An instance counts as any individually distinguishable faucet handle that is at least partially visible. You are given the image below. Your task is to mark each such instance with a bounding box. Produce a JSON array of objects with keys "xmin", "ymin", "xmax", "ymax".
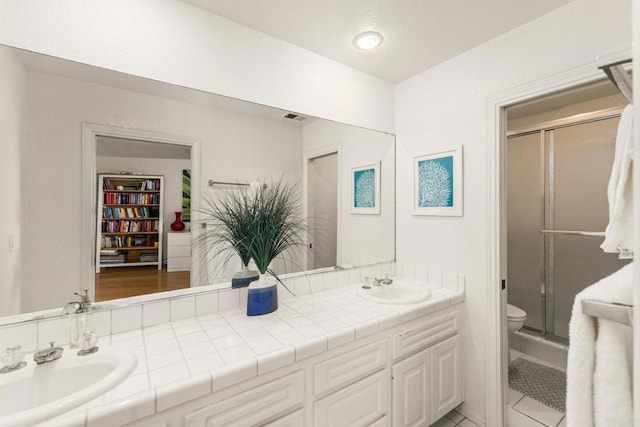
[{"xmin": 74, "ymin": 289, "xmax": 90, "ymax": 303}]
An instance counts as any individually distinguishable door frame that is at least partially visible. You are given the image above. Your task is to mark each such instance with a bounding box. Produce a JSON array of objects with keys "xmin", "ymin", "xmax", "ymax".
[
  {"xmin": 485, "ymin": 63, "xmax": 606, "ymax": 426},
  {"xmin": 81, "ymin": 123, "xmax": 201, "ymax": 300},
  {"xmin": 302, "ymin": 144, "xmax": 342, "ymax": 271}
]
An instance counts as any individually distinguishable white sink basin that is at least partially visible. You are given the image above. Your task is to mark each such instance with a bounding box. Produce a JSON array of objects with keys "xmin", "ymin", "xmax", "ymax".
[
  {"xmin": 358, "ymin": 282, "xmax": 431, "ymax": 305},
  {"xmin": 0, "ymin": 346, "xmax": 136, "ymax": 425}
]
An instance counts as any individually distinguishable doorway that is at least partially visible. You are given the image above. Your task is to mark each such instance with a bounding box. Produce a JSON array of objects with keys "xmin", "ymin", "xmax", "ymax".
[
  {"xmin": 81, "ymin": 124, "xmax": 200, "ymax": 302},
  {"xmin": 306, "ymin": 151, "xmax": 339, "ymax": 270},
  {"xmin": 495, "ymin": 75, "xmax": 629, "ymax": 424}
]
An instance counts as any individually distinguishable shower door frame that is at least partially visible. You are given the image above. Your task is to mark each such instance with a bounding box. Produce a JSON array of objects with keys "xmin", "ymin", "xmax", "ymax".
[
  {"xmin": 484, "ymin": 62, "xmax": 615, "ymax": 427},
  {"xmin": 507, "ymin": 107, "xmax": 623, "ymax": 344}
]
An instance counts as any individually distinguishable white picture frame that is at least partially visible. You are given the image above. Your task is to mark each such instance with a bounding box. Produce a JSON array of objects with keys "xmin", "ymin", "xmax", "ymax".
[
  {"xmin": 351, "ymin": 161, "xmax": 381, "ymax": 215},
  {"xmin": 413, "ymin": 146, "xmax": 463, "ymax": 216}
]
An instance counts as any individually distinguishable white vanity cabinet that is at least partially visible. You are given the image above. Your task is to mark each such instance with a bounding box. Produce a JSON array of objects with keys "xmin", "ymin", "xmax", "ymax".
[
  {"xmin": 391, "ymin": 306, "xmax": 464, "ymax": 426},
  {"xmin": 127, "ymin": 304, "xmax": 463, "ymax": 427}
]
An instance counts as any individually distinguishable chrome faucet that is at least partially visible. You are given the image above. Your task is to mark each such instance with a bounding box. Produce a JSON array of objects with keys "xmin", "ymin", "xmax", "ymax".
[
  {"xmin": 33, "ymin": 341, "xmax": 63, "ymax": 365},
  {"xmin": 63, "ymin": 289, "xmax": 93, "ymax": 314}
]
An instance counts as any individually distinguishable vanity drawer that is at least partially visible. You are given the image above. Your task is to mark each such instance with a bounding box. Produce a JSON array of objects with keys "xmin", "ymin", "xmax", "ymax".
[
  {"xmin": 393, "ymin": 305, "xmax": 462, "ymax": 360},
  {"xmin": 263, "ymin": 409, "xmax": 304, "ymax": 426},
  {"xmin": 184, "ymin": 371, "xmax": 304, "ymax": 426},
  {"xmin": 314, "ymin": 370, "xmax": 387, "ymax": 427},
  {"xmin": 314, "ymin": 339, "xmax": 387, "ymax": 397}
]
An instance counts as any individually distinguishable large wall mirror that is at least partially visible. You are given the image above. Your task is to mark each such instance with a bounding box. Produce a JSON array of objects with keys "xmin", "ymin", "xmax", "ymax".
[{"xmin": 0, "ymin": 45, "xmax": 395, "ymax": 323}]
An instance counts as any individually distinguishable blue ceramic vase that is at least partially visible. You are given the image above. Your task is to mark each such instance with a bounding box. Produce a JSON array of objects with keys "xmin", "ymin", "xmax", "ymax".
[
  {"xmin": 246, "ymin": 274, "xmax": 278, "ymax": 316},
  {"xmin": 231, "ymin": 265, "xmax": 259, "ymax": 288}
]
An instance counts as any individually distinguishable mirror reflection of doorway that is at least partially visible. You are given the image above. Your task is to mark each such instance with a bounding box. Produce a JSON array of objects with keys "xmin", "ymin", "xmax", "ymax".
[
  {"xmin": 94, "ymin": 135, "xmax": 192, "ymax": 301},
  {"xmin": 307, "ymin": 152, "xmax": 338, "ymax": 270}
]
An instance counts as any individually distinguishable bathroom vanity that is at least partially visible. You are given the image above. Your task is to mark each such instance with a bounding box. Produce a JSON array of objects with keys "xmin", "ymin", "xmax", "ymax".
[
  {"xmin": 0, "ymin": 272, "xmax": 464, "ymax": 427},
  {"xmin": 130, "ymin": 303, "xmax": 463, "ymax": 427}
]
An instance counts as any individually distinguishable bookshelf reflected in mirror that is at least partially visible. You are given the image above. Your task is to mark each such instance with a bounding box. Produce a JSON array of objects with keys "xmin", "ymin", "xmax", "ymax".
[{"xmin": 96, "ymin": 174, "xmax": 164, "ymax": 272}]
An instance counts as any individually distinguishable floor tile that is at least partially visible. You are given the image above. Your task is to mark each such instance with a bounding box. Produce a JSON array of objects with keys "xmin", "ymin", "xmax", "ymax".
[
  {"xmin": 508, "ymin": 387, "xmax": 524, "ymax": 406},
  {"xmin": 431, "ymin": 416, "xmax": 456, "ymax": 427},
  {"xmin": 513, "ymin": 396, "xmax": 564, "ymax": 427},
  {"xmin": 507, "ymin": 407, "xmax": 546, "ymax": 427},
  {"xmin": 444, "ymin": 409, "xmax": 464, "ymax": 423},
  {"xmin": 458, "ymin": 418, "xmax": 479, "ymax": 427},
  {"xmin": 555, "ymin": 416, "xmax": 566, "ymax": 427}
]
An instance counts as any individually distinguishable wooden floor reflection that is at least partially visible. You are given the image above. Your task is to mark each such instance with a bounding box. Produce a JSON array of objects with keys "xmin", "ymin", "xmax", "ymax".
[{"xmin": 95, "ymin": 266, "xmax": 190, "ymax": 301}]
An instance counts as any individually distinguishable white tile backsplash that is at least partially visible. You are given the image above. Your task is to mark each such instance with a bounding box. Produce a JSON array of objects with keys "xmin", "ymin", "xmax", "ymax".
[
  {"xmin": 38, "ymin": 316, "xmax": 72, "ymax": 348},
  {"xmin": 218, "ymin": 289, "xmax": 240, "ymax": 311},
  {"xmin": 171, "ymin": 296, "xmax": 195, "ymax": 321},
  {"xmin": 0, "ymin": 321, "xmax": 37, "ymax": 352},
  {"xmin": 112, "ymin": 306, "xmax": 142, "ymax": 334},
  {"xmin": 195, "ymin": 292, "xmax": 219, "ymax": 316},
  {"xmin": 428, "ymin": 268, "xmax": 443, "ymax": 286},
  {"xmin": 142, "ymin": 300, "xmax": 170, "ymax": 328},
  {"xmin": 415, "ymin": 265, "xmax": 428, "ymax": 282}
]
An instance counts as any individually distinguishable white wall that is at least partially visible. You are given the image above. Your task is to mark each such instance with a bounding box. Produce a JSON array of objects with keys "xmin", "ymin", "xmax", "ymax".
[
  {"xmin": 22, "ymin": 70, "xmax": 302, "ymax": 312},
  {"xmin": 0, "ymin": 0, "xmax": 394, "ymax": 134},
  {"xmin": 97, "ymin": 156, "xmax": 192, "ymax": 262},
  {"xmin": 303, "ymin": 120, "xmax": 395, "ymax": 266},
  {"xmin": 395, "ymin": 0, "xmax": 631, "ymax": 422},
  {"xmin": 0, "ymin": 45, "xmax": 25, "ymax": 316}
]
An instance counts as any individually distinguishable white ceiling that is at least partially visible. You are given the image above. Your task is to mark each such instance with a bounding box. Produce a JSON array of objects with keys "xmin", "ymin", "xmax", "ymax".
[{"xmin": 182, "ymin": 0, "xmax": 574, "ymax": 83}]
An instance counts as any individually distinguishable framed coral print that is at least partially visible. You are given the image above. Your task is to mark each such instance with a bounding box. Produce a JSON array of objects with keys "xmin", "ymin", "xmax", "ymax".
[
  {"xmin": 351, "ymin": 161, "xmax": 380, "ymax": 214},
  {"xmin": 413, "ymin": 146, "xmax": 463, "ymax": 216}
]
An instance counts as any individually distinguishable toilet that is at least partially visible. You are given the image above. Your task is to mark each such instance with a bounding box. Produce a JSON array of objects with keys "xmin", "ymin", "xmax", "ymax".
[
  {"xmin": 507, "ymin": 304, "xmax": 527, "ymax": 366},
  {"xmin": 507, "ymin": 303, "xmax": 527, "ymax": 333}
]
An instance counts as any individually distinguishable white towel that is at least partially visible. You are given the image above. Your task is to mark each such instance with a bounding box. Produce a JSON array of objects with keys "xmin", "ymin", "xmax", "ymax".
[
  {"xmin": 601, "ymin": 104, "xmax": 634, "ymax": 255},
  {"xmin": 566, "ymin": 263, "xmax": 633, "ymax": 427}
]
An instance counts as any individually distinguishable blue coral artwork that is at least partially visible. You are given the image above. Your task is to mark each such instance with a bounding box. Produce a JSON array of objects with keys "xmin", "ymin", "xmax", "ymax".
[
  {"xmin": 351, "ymin": 162, "xmax": 381, "ymax": 214},
  {"xmin": 417, "ymin": 155, "xmax": 453, "ymax": 208},
  {"xmin": 354, "ymin": 168, "xmax": 376, "ymax": 207},
  {"xmin": 414, "ymin": 146, "xmax": 463, "ymax": 216}
]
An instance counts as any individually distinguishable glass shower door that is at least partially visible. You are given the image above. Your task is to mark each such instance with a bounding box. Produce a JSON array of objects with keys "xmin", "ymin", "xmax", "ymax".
[
  {"xmin": 545, "ymin": 117, "xmax": 630, "ymax": 340},
  {"xmin": 507, "ymin": 132, "xmax": 544, "ymax": 332}
]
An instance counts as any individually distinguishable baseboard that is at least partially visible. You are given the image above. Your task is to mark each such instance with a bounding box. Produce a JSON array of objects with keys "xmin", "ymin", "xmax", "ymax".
[{"xmin": 456, "ymin": 402, "xmax": 486, "ymax": 426}]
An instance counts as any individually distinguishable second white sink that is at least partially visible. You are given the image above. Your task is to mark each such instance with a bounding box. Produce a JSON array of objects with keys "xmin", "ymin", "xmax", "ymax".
[
  {"xmin": 0, "ymin": 346, "xmax": 136, "ymax": 425},
  {"xmin": 358, "ymin": 282, "xmax": 431, "ymax": 305}
]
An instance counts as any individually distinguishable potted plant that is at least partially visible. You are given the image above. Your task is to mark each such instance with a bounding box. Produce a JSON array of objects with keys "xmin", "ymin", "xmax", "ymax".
[
  {"xmin": 199, "ymin": 185, "xmax": 260, "ymax": 288},
  {"xmin": 199, "ymin": 179, "xmax": 307, "ymax": 315}
]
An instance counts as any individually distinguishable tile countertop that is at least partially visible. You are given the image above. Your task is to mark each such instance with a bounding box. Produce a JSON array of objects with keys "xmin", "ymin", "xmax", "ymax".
[{"xmin": 46, "ymin": 284, "xmax": 464, "ymax": 426}]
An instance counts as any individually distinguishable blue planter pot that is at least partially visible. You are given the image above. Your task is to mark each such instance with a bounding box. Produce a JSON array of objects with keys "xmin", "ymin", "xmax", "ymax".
[
  {"xmin": 246, "ymin": 275, "xmax": 278, "ymax": 316},
  {"xmin": 231, "ymin": 265, "xmax": 259, "ymax": 289}
]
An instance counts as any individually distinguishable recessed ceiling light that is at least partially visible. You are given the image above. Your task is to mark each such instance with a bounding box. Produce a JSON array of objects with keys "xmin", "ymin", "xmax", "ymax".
[{"xmin": 353, "ymin": 31, "xmax": 384, "ymax": 50}]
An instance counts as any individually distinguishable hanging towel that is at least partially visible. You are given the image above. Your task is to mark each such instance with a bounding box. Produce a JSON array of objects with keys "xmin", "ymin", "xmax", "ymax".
[
  {"xmin": 601, "ymin": 104, "xmax": 634, "ymax": 255},
  {"xmin": 566, "ymin": 263, "xmax": 633, "ymax": 427}
]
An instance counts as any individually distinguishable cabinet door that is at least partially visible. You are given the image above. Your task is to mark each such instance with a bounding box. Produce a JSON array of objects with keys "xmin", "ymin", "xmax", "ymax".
[
  {"xmin": 430, "ymin": 334, "xmax": 463, "ymax": 423},
  {"xmin": 392, "ymin": 348, "xmax": 430, "ymax": 427},
  {"xmin": 314, "ymin": 370, "xmax": 387, "ymax": 427}
]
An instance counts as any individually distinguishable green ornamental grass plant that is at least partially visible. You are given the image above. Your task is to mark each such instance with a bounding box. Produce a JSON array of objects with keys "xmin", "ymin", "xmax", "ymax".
[{"xmin": 198, "ymin": 179, "xmax": 307, "ymax": 288}]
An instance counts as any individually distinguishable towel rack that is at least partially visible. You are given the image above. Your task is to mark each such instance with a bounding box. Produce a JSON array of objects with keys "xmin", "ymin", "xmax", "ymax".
[
  {"xmin": 208, "ymin": 180, "xmax": 267, "ymax": 189},
  {"xmin": 540, "ymin": 229, "xmax": 605, "ymax": 237},
  {"xmin": 597, "ymin": 53, "xmax": 632, "ymax": 104},
  {"xmin": 581, "ymin": 299, "xmax": 633, "ymax": 326}
]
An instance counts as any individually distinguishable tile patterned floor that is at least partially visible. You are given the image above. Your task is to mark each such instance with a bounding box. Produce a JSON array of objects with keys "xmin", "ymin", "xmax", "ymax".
[
  {"xmin": 508, "ymin": 350, "xmax": 566, "ymax": 427},
  {"xmin": 434, "ymin": 350, "xmax": 566, "ymax": 427}
]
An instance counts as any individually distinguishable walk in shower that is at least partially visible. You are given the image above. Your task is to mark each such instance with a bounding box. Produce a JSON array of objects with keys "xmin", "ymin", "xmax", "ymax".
[{"xmin": 506, "ymin": 104, "xmax": 631, "ymax": 343}]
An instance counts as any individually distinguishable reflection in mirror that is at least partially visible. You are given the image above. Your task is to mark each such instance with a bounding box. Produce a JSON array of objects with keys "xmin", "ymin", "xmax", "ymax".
[{"xmin": 0, "ymin": 44, "xmax": 395, "ymax": 323}]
